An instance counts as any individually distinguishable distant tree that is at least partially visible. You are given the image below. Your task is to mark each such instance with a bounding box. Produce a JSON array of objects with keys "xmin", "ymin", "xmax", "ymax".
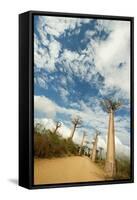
[
  {"xmin": 53, "ymin": 121, "xmax": 61, "ymax": 134},
  {"xmin": 69, "ymin": 116, "xmax": 83, "ymax": 139},
  {"xmin": 98, "ymin": 147, "xmax": 104, "ymax": 160},
  {"xmin": 85, "ymin": 141, "xmax": 90, "ymax": 145},
  {"xmin": 91, "ymin": 130, "xmax": 100, "ymax": 162},
  {"xmin": 79, "ymin": 131, "xmax": 87, "ymax": 155},
  {"xmin": 84, "ymin": 141, "xmax": 90, "ymax": 154}
]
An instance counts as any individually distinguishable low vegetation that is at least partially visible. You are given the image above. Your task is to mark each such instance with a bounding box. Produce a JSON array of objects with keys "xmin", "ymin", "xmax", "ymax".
[
  {"xmin": 114, "ymin": 158, "xmax": 130, "ymax": 179},
  {"xmin": 34, "ymin": 128, "xmax": 79, "ymax": 158},
  {"xmin": 96, "ymin": 158, "xmax": 130, "ymax": 179}
]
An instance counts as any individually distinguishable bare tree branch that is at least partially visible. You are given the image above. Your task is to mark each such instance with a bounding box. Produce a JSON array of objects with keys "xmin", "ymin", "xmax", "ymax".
[{"xmin": 72, "ymin": 116, "xmax": 83, "ymax": 126}]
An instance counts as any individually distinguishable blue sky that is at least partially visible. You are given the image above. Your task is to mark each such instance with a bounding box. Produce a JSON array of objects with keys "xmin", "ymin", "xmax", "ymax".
[{"xmin": 34, "ymin": 15, "xmax": 131, "ymax": 157}]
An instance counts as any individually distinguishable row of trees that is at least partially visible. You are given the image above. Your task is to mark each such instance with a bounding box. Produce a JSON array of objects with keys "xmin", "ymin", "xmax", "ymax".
[
  {"xmin": 34, "ymin": 99, "xmax": 122, "ymax": 178},
  {"xmin": 72, "ymin": 99, "xmax": 122, "ymax": 178}
]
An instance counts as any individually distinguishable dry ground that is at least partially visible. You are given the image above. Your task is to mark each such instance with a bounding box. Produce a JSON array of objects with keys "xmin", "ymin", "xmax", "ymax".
[{"xmin": 34, "ymin": 156, "xmax": 106, "ymax": 185}]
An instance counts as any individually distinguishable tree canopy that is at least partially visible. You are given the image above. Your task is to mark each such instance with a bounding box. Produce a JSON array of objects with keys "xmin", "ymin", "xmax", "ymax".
[{"xmin": 100, "ymin": 99, "xmax": 122, "ymax": 113}]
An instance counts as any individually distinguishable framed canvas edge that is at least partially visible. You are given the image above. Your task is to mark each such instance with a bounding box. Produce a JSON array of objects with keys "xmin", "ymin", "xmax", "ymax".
[{"xmin": 19, "ymin": 11, "xmax": 134, "ymax": 189}]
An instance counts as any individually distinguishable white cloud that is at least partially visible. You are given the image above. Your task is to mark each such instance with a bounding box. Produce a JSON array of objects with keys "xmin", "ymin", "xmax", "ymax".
[
  {"xmin": 34, "ymin": 15, "xmax": 93, "ymax": 72},
  {"xmin": 60, "ymin": 76, "xmax": 67, "ymax": 86},
  {"xmin": 39, "ymin": 16, "xmax": 92, "ymax": 37},
  {"xmin": 85, "ymin": 29, "xmax": 96, "ymax": 39},
  {"xmin": 49, "ymin": 38, "xmax": 61, "ymax": 59},
  {"xmin": 93, "ymin": 20, "xmax": 130, "ymax": 98},
  {"xmin": 34, "ymin": 95, "xmax": 81, "ymax": 120},
  {"xmin": 34, "ymin": 34, "xmax": 61, "ymax": 71},
  {"xmin": 97, "ymin": 135, "xmax": 130, "ymax": 159},
  {"xmin": 70, "ymin": 102, "xmax": 80, "ymax": 109},
  {"xmin": 37, "ymin": 77, "xmax": 48, "ymax": 89},
  {"xmin": 67, "ymin": 20, "xmax": 130, "ymax": 100},
  {"xmin": 62, "ymin": 49, "xmax": 80, "ymax": 61},
  {"xmin": 115, "ymin": 116, "xmax": 130, "ymax": 146},
  {"xmin": 59, "ymin": 48, "xmax": 95, "ymax": 83},
  {"xmin": 57, "ymin": 20, "xmax": 130, "ymax": 103},
  {"xmin": 58, "ymin": 87, "xmax": 69, "ymax": 102},
  {"xmin": 35, "ymin": 17, "xmax": 130, "ymax": 101},
  {"xmin": 115, "ymin": 136, "xmax": 130, "ymax": 158},
  {"xmin": 36, "ymin": 17, "xmax": 50, "ymax": 46},
  {"xmin": 34, "ymin": 16, "xmax": 94, "ymax": 75},
  {"xmin": 34, "ymin": 96, "xmax": 57, "ymax": 118},
  {"xmin": 34, "ymin": 95, "xmax": 106, "ymax": 126}
]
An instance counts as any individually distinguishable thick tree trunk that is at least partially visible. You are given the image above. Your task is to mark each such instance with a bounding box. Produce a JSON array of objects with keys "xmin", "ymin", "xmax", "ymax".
[
  {"xmin": 99, "ymin": 149, "xmax": 103, "ymax": 160},
  {"xmin": 90, "ymin": 147, "xmax": 93, "ymax": 159},
  {"xmin": 105, "ymin": 110, "xmax": 116, "ymax": 177},
  {"xmin": 79, "ymin": 133, "xmax": 86, "ymax": 155},
  {"xmin": 92, "ymin": 136, "xmax": 98, "ymax": 162}
]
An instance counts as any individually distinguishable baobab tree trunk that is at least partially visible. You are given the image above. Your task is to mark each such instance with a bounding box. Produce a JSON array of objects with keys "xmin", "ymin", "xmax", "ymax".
[
  {"xmin": 92, "ymin": 136, "xmax": 98, "ymax": 162},
  {"xmin": 90, "ymin": 144, "xmax": 93, "ymax": 159},
  {"xmin": 99, "ymin": 148, "xmax": 103, "ymax": 160},
  {"xmin": 105, "ymin": 109, "xmax": 116, "ymax": 177},
  {"xmin": 79, "ymin": 132, "xmax": 86, "ymax": 155},
  {"xmin": 96, "ymin": 150, "xmax": 99, "ymax": 160},
  {"xmin": 88, "ymin": 148, "xmax": 91, "ymax": 157},
  {"xmin": 70, "ymin": 125, "xmax": 76, "ymax": 139}
]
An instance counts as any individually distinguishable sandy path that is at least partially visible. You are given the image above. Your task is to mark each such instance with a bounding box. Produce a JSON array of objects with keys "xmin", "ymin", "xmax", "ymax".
[{"xmin": 34, "ymin": 156, "xmax": 106, "ymax": 185}]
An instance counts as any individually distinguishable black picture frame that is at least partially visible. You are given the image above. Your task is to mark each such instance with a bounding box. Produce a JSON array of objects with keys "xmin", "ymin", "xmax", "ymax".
[{"xmin": 19, "ymin": 10, "xmax": 134, "ymax": 189}]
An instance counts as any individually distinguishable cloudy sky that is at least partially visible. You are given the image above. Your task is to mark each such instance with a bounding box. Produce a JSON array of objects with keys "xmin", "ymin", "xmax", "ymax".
[{"xmin": 34, "ymin": 15, "xmax": 131, "ymax": 158}]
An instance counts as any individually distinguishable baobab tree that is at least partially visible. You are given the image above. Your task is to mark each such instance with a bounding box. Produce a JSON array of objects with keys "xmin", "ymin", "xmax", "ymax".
[
  {"xmin": 79, "ymin": 131, "xmax": 87, "ymax": 155},
  {"xmin": 69, "ymin": 116, "xmax": 82, "ymax": 140},
  {"xmin": 83, "ymin": 146, "xmax": 89, "ymax": 155},
  {"xmin": 53, "ymin": 121, "xmax": 61, "ymax": 134},
  {"xmin": 101, "ymin": 99, "xmax": 122, "ymax": 177},
  {"xmin": 96, "ymin": 149, "xmax": 99, "ymax": 159},
  {"xmin": 99, "ymin": 147, "xmax": 104, "ymax": 160},
  {"xmin": 90, "ymin": 141, "xmax": 94, "ymax": 159},
  {"xmin": 85, "ymin": 141, "xmax": 90, "ymax": 146},
  {"xmin": 87, "ymin": 147, "xmax": 91, "ymax": 156},
  {"xmin": 84, "ymin": 141, "xmax": 90, "ymax": 156},
  {"xmin": 90, "ymin": 131, "xmax": 100, "ymax": 162}
]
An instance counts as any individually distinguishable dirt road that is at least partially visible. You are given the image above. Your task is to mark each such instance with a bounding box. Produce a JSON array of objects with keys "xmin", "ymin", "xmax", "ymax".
[{"xmin": 34, "ymin": 156, "xmax": 106, "ymax": 185}]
